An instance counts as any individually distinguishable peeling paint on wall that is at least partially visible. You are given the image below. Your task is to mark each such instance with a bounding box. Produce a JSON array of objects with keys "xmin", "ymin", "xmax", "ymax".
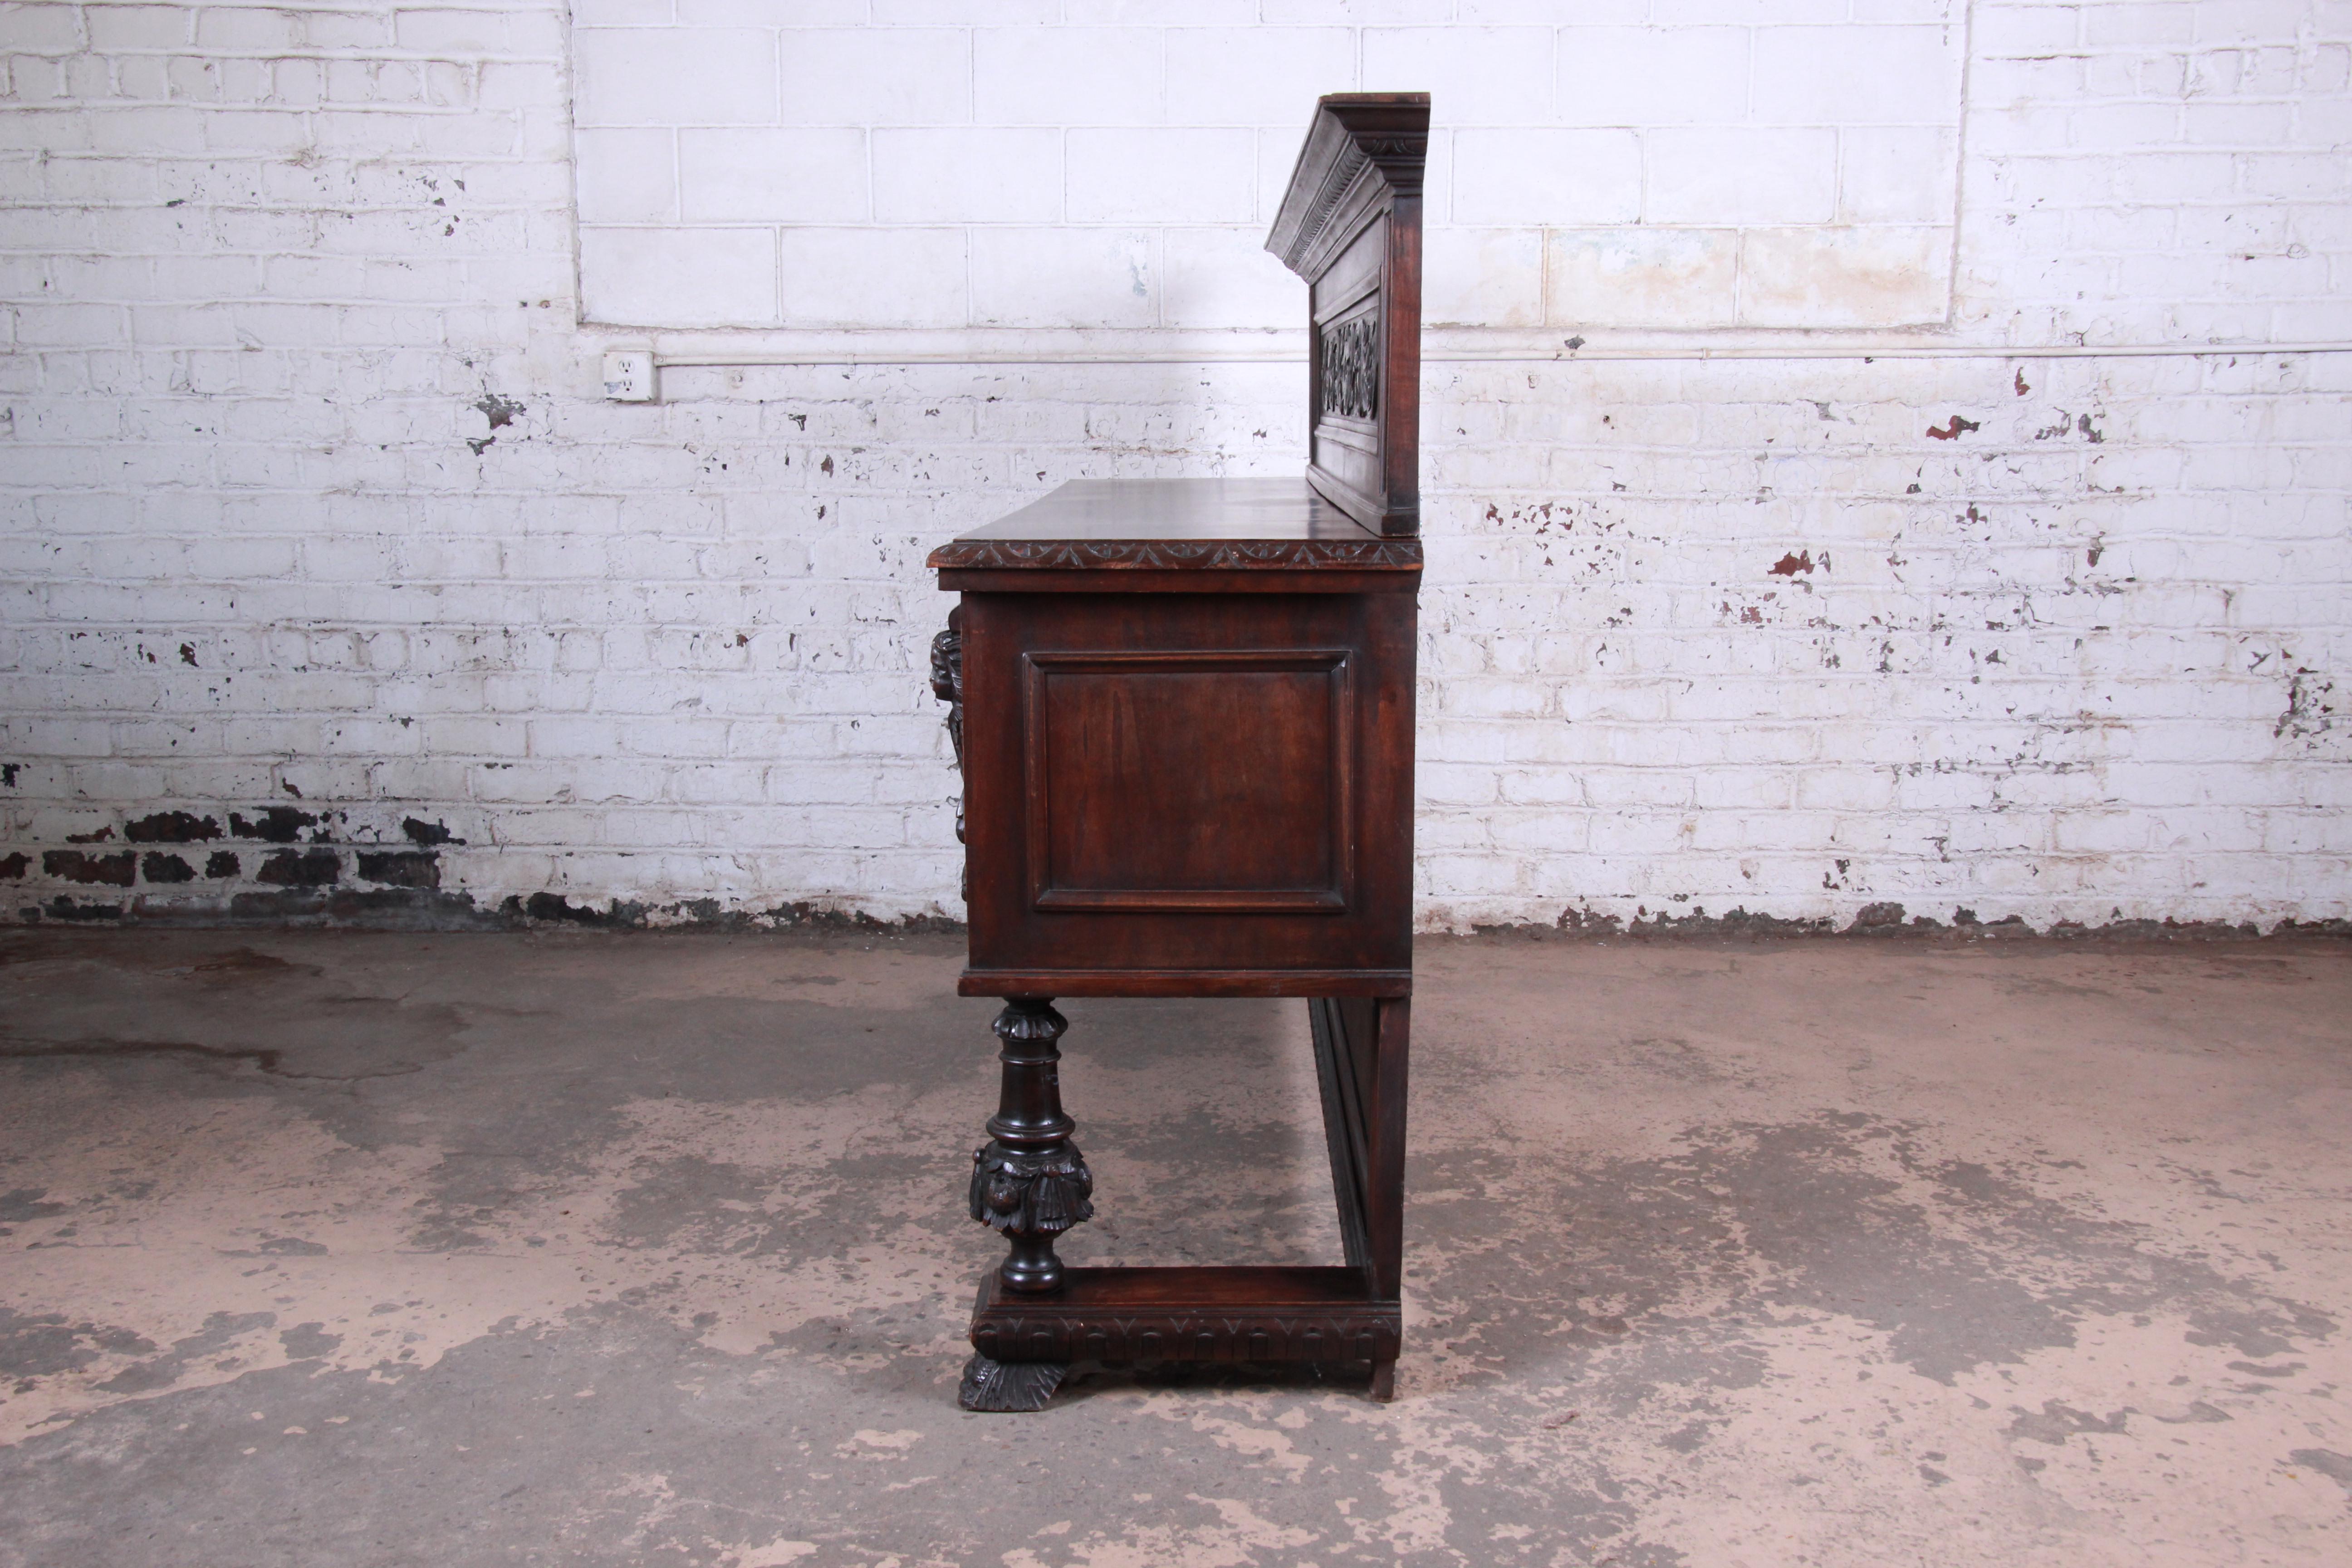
[{"xmin": 0, "ymin": 0, "xmax": 2347, "ymax": 934}]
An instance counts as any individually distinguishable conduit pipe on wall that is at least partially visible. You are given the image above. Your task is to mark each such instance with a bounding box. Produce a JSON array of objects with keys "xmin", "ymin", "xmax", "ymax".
[{"xmin": 643, "ymin": 339, "xmax": 2352, "ymax": 369}]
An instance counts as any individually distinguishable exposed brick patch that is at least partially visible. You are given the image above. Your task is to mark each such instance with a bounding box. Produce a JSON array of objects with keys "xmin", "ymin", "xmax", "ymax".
[
  {"xmin": 126, "ymin": 813, "xmax": 221, "ymax": 843},
  {"xmin": 357, "ymin": 851, "xmax": 440, "ymax": 889},
  {"xmin": 42, "ymin": 851, "xmax": 137, "ymax": 888},
  {"xmin": 255, "ymin": 850, "xmax": 341, "ymax": 888}
]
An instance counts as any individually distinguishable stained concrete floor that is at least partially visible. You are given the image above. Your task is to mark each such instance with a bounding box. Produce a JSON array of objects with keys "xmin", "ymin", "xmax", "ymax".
[{"xmin": 0, "ymin": 929, "xmax": 2347, "ymax": 1568}]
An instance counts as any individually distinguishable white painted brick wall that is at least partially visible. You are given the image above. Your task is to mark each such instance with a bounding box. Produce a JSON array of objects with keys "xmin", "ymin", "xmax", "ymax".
[
  {"xmin": 569, "ymin": 7, "xmax": 1966, "ymax": 332},
  {"xmin": 0, "ymin": 0, "xmax": 2347, "ymax": 933}
]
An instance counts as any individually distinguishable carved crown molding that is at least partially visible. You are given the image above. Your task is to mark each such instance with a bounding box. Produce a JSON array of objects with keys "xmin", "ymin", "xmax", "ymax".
[
  {"xmin": 926, "ymin": 537, "xmax": 1425, "ymax": 572},
  {"xmin": 1264, "ymin": 94, "xmax": 1431, "ymax": 274}
]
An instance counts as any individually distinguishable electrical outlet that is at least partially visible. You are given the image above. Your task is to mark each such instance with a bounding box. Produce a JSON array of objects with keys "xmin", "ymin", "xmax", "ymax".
[{"xmin": 603, "ymin": 350, "xmax": 655, "ymax": 402}]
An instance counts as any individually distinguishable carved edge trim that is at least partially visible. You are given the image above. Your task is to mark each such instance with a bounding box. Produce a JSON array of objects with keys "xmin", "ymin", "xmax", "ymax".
[{"xmin": 926, "ymin": 538, "xmax": 1423, "ymax": 571}]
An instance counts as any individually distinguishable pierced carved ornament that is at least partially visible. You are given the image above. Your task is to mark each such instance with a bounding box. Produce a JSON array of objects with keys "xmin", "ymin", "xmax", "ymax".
[{"xmin": 1319, "ymin": 314, "xmax": 1379, "ymax": 422}]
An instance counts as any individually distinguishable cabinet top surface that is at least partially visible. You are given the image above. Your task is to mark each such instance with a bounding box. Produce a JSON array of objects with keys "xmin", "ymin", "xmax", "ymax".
[{"xmin": 928, "ymin": 479, "xmax": 1421, "ymax": 573}]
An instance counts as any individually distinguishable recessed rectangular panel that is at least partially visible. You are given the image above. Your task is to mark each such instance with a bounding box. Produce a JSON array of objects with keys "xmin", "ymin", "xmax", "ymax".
[
  {"xmin": 1309, "ymin": 220, "xmax": 1387, "ymax": 510},
  {"xmin": 1023, "ymin": 650, "xmax": 1352, "ymax": 913}
]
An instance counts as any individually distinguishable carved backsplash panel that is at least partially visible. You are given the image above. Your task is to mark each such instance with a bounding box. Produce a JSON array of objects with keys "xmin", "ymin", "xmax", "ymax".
[{"xmin": 1318, "ymin": 314, "xmax": 1379, "ymax": 422}]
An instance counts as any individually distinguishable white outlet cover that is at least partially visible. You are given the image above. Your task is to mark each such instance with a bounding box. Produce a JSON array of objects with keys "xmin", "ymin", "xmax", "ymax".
[{"xmin": 603, "ymin": 350, "xmax": 655, "ymax": 402}]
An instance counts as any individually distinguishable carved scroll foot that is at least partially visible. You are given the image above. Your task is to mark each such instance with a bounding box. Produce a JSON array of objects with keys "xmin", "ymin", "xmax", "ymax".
[
  {"xmin": 969, "ymin": 997, "xmax": 1092, "ymax": 1295},
  {"xmin": 958, "ymin": 1353, "xmax": 1067, "ymax": 1413}
]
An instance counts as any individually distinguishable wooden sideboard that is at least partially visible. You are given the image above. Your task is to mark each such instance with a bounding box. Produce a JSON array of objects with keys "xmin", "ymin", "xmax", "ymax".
[{"xmin": 928, "ymin": 93, "xmax": 1428, "ymax": 1413}]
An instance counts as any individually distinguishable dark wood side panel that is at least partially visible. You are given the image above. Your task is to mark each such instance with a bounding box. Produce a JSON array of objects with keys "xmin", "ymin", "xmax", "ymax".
[
  {"xmin": 960, "ymin": 588, "xmax": 1416, "ymax": 981},
  {"xmin": 1022, "ymin": 650, "xmax": 1353, "ymax": 914}
]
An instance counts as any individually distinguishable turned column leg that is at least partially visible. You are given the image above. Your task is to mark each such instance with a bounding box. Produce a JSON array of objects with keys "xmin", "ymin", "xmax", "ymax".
[{"xmin": 959, "ymin": 996, "xmax": 1093, "ymax": 1412}]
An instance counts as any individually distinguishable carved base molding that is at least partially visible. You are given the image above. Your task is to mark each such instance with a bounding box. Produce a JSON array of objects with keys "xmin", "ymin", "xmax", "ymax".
[{"xmin": 969, "ymin": 1265, "xmax": 1401, "ymax": 1366}]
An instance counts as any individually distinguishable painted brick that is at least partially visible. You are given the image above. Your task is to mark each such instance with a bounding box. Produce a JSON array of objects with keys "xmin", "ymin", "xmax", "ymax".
[
  {"xmin": 1556, "ymin": 27, "xmax": 1749, "ymax": 127},
  {"xmin": 1360, "ymin": 27, "xmax": 1558, "ymax": 125},
  {"xmin": 1646, "ymin": 128, "xmax": 1839, "ymax": 227},
  {"xmin": 1751, "ymin": 25, "xmax": 1962, "ymax": 126},
  {"xmin": 1451, "ymin": 127, "xmax": 1641, "ymax": 226},
  {"xmin": 679, "ymin": 128, "xmax": 867, "ymax": 225},
  {"xmin": 571, "ymin": 27, "xmax": 777, "ymax": 128},
  {"xmin": 777, "ymin": 27, "xmax": 970, "ymax": 127},
  {"xmin": 872, "ymin": 128, "xmax": 1062, "ymax": 225},
  {"xmin": 1161, "ymin": 27, "xmax": 1357, "ymax": 127},
  {"xmin": 781, "ymin": 225, "xmax": 964, "ymax": 329},
  {"xmin": 972, "ymin": 27, "xmax": 1162, "ymax": 127},
  {"xmin": 1067, "ymin": 130, "xmax": 1256, "ymax": 225},
  {"xmin": 970, "ymin": 228, "xmax": 1156, "ymax": 330},
  {"xmin": 1738, "ymin": 225, "xmax": 1952, "ymax": 328},
  {"xmin": 1544, "ymin": 226, "xmax": 1738, "ymax": 328},
  {"xmin": 1, "ymin": 0, "xmax": 2347, "ymax": 936},
  {"xmin": 1159, "ymin": 227, "xmax": 1301, "ymax": 330},
  {"xmin": 578, "ymin": 226, "xmax": 778, "ymax": 327}
]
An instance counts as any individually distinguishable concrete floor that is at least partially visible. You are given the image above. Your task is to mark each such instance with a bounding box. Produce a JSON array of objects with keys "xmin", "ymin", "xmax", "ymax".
[{"xmin": 0, "ymin": 929, "xmax": 2347, "ymax": 1568}]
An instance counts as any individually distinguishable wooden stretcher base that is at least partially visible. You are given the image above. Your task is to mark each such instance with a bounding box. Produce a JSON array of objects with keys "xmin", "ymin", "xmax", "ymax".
[{"xmin": 960, "ymin": 993, "xmax": 1408, "ymax": 1411}]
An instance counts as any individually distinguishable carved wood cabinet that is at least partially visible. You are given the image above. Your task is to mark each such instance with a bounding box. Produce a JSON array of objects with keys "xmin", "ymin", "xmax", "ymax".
[{"xmin": 928, "ymin": 94, "xmax": 1428, "ymax": 1412}]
